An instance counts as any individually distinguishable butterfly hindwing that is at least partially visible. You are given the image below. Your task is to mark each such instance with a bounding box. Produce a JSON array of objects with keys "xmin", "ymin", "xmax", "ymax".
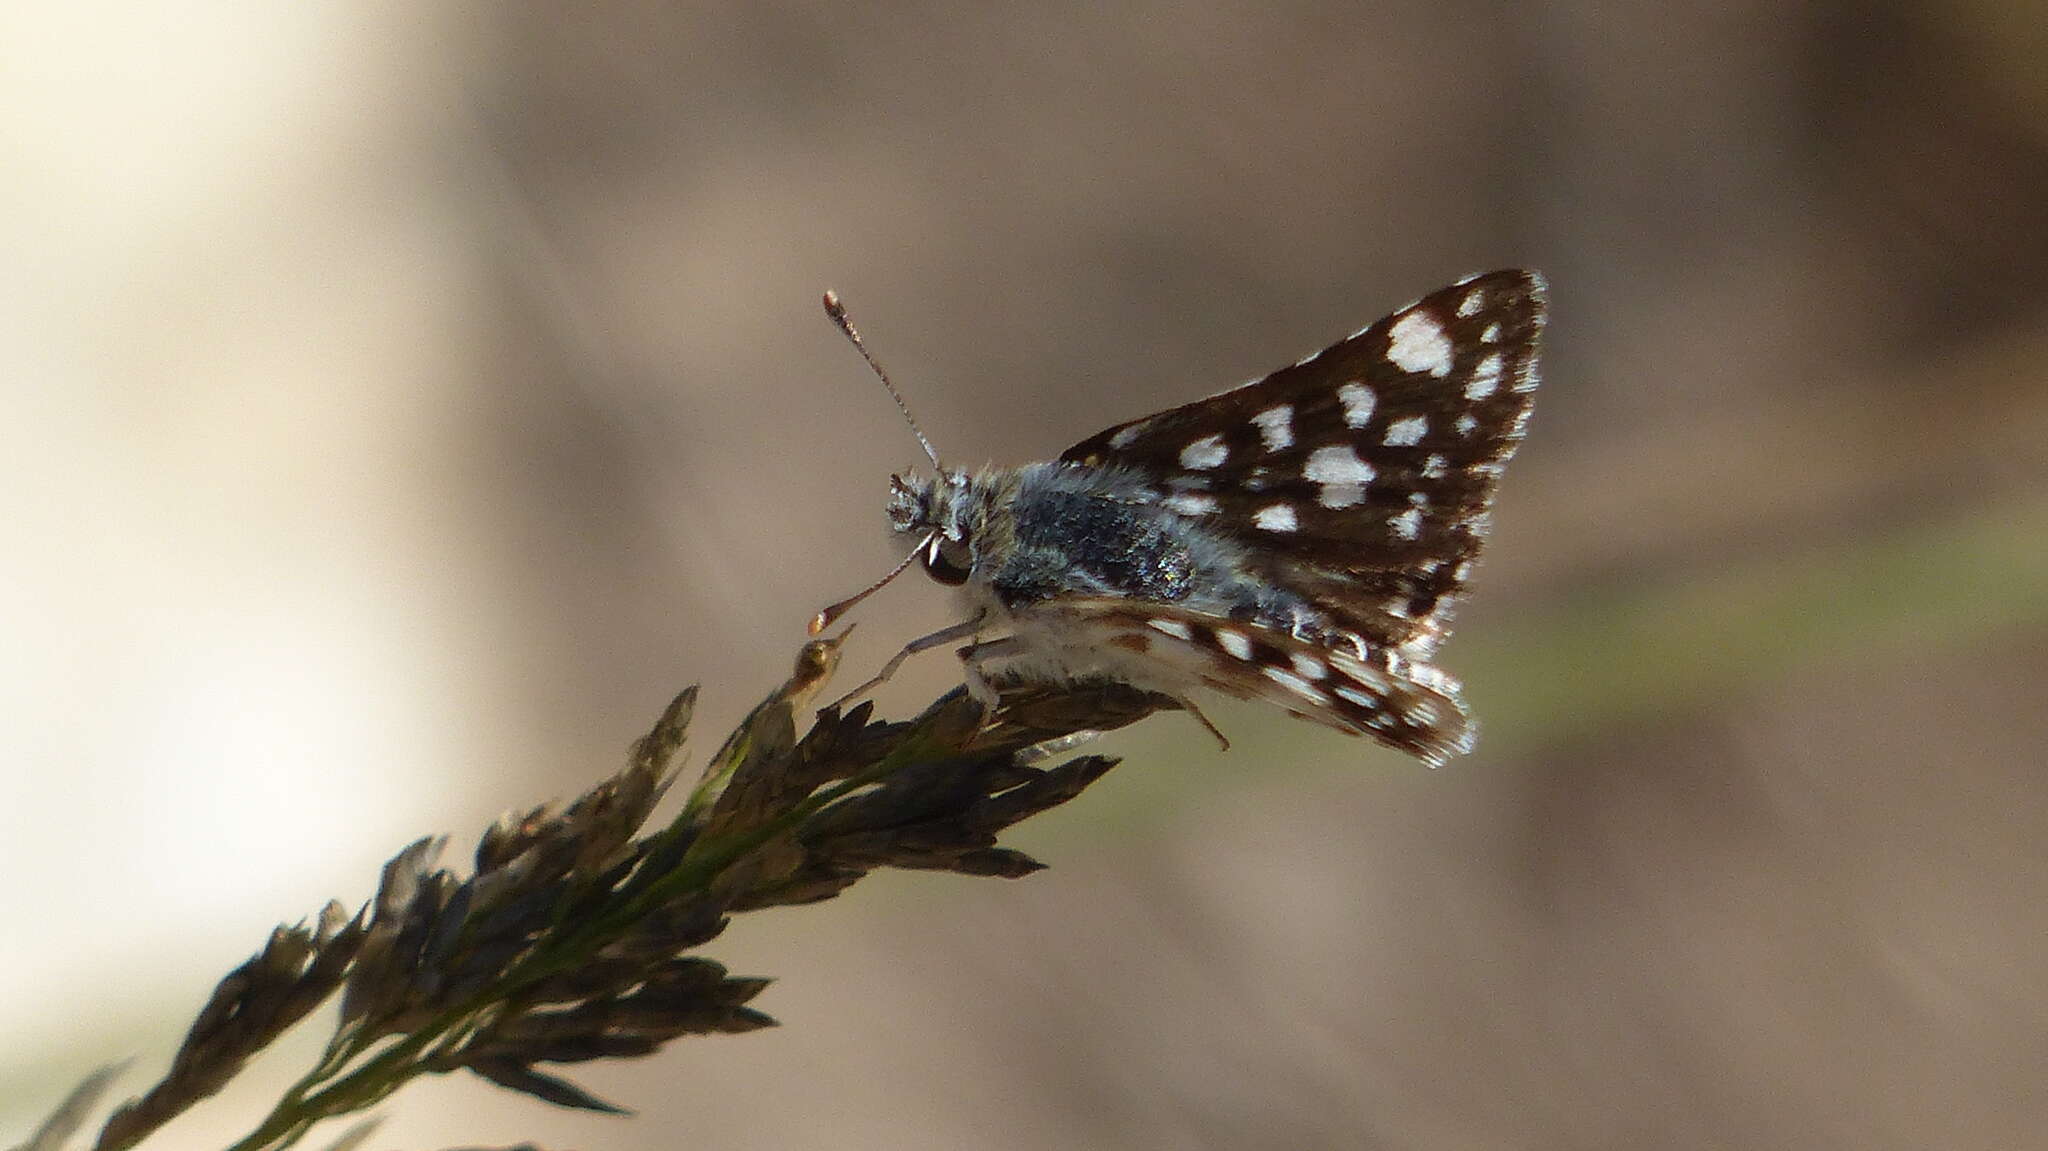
[{"xmin": 1002, "ymin": 597, "xmax": 1475, "ymax": 767}]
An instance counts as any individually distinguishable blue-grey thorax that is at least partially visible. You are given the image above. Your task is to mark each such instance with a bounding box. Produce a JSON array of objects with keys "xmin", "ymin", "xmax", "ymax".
[{"xmin": 975, "ymin": 462, "xmax": 1326, "ymax": 637}]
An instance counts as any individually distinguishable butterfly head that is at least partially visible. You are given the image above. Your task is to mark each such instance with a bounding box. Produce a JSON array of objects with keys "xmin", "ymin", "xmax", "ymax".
[
  {"xmin": 887, "ymin": 468, "xmax": 978, "ymax": 586},
  {"xmin": 808, "ymin": 291, "xmax": 1007, "ymax": 636}
]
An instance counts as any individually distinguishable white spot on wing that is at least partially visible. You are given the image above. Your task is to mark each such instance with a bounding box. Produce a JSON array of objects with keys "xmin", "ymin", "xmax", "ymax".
[
  {"xmin": 1337, "ymin": 382, "xmax": 1377, "ymax": 428},
  {"xmin": 1253, "ymin": 503, "xmax": 1298, "ymax": 532},
  {"xmin": 1422, "ymin": 454, "xmax": 1448, "ymax": 478},
  {"xmin": 1147, "ymin": 618, "xmax": 1194, "ymax": 641},
  {"xmin": 1390, "ymin": 507, "xmax": 1423, "ymax": 539},
  {"xmin": 1386, "ymin": 310, "xmax": 1454, "ymax": 377},
  {"xmin": 1481, "ymin": 322, "xmax": 1502, "ymax": 344},
  {"xmin": 1334, "ymin": 685, "xmax": 1382, "ymax": 710},
  {"xmin": 1457, "ymin": 288, "xmax": 1486, "ymax": 317},
  {"xmin": 1384, "ymin": 415, "xmax": 1428, "ymax": 446},
  {"xmin": 1262, "ymin": 665, "xmax": 1326, "ymax": 702},
  {"xmin": 1466, "ymin": 352, "xmax": 1502, "ymax": 400},
  {"xmin": 1318, "ymin": 483, "xmax": 1365, "ymax": 509},
  {"xmin": 1109, "ymin": 421, "xmax": 1148, "ymax": 449},
  {"xmin": 1455, "ymin": 414, "xmax": 1478, "ymax": 436},
  {"xmin": 1409, "ymin": 655, "xmax": 1458, "ymax": 688},
  {"xmin": 1179, "ymin": 434, "xmax": 1228, "ymax": 470},
  {"xmin": 1214, "ymin": 629, "xmax": 1254, "ymax": 660},
  {"xmin": 1163, "ymin": 492, "xmax": 1218, "ymax": 516},
  {"xmin": 1305, "ymin": 445, "xmax": 1375, "ymax": 509},
  {"xmin": 1291, "ymin": 652, "xmax": 1328, "ymax": 680},
  {"xmin": 1251, "ymin": 405, "xmax": 1294, "ymax": 451},
  {"xmin": 1305, "ymin": 444, "xmax": 1376, "ymax": 485}
]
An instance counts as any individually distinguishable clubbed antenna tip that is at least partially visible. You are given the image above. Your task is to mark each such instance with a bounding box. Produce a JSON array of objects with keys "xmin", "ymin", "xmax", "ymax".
[{"xmin": 822, "ymin": 289, "xmax": 942, "ymax": 468}]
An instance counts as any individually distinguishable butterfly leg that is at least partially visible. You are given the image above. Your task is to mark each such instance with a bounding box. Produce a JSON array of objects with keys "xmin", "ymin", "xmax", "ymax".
[
  {"xmin": 1174, "ymin": 696, "xmax": 1231, "ymax": 750},
  {"xmin": 824, "ymin": 612, "xmax": 987, "ymax": 713},
  {"xmin": 953, "ymin": 634, "xmax": 1025, "ymax": 714}
]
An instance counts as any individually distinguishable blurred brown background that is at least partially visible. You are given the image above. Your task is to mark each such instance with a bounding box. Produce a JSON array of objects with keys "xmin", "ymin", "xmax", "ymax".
[{"xmin": 4, "ymin": 3, "xmax": 2045, "ymax": 1148}]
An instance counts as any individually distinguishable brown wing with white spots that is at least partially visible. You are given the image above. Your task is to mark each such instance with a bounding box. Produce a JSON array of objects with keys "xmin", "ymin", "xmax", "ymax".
[
  {"xmin": 1062, "ymin": 270, "xmax": 1544, "ymax": 654},
  {"xmin": 1011, "ymin": 598, "xmax": 1475, "ymax": 767}
]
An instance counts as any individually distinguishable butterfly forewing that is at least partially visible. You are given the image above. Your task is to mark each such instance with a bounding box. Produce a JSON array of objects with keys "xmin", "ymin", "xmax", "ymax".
[{"xmin": 1062, "ymin": 269, "xmax": 1544, "ymax": 652}]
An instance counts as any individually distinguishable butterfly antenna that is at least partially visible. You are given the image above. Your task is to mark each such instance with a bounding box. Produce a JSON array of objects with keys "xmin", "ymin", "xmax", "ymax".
[
  {"xmin": 823, "ymin": 290, "xmax": 942, "ymax": 468},
  {"xmin": 808, "ymin": 533, "xmax": 932, "ymax": 635}
]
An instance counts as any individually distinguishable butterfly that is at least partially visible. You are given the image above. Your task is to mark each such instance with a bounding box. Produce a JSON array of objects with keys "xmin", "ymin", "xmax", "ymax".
[{"xmin": 812, "ymin": 270, "xmax": 1544, "ymax": 766}]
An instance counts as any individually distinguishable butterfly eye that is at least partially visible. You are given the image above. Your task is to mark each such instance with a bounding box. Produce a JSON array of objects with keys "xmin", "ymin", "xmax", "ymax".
[{"xmin": 922, "ymin": 534, "xmax": 973, "ymax": 585}]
